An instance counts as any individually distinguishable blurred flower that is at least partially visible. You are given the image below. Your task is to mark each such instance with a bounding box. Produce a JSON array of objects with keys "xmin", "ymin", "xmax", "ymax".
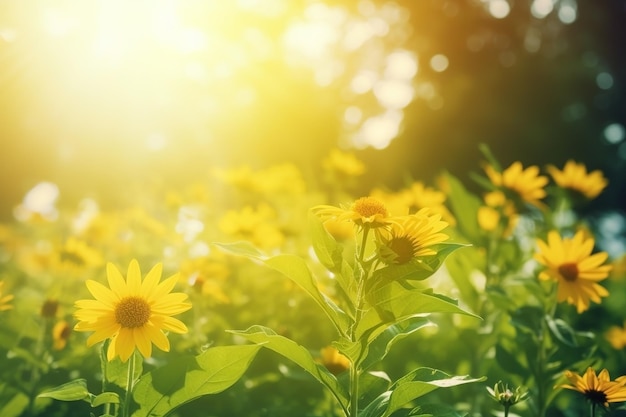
[
  {"xmin": 322, "ymin": 149, "xmax": 365, "ymax": 178},
  {"xmin": 547, "ymin": 160, "xmax": 608, "ymax": 199},
  {"xmin": 41, "ymin": 299, "xmax": 60, "ymax": 318},
  {"xmin": 74, "ymin": 259, "xmax": 191, "ymax": 362},
  {"xmin": 314, "ymin": 196, "xmax": 395, "ymax": 230},
  {"xmin": 557, "ymin": 367, "xmax": 626, "ymax": 407},
  {"xmin": 401, "ymin": 182, "xmax": 456, "ymax": 226},
  {"xmin": 214, "ymin": 164, "xmax": 306, "ymax": 195},
  {"xmin": 477, "ymin": 191, "xmax": 518, "ymax": 236},
  {"xmin": 52, "ymin": 320, "xmax": 71, "ymax": 350},
  {"xmin": 606, "ymin": 322, "xmax": 626, "ymax": 350},
  {"xmin": 0, "ymin": 281, "xmax": 14, "ymax": 311},
  {"xmin": 55, "ymin": 237, "xmax": 103, "ymax": 272},
  {"xmin": 180, "ymin": 256, "xmax": 231, "ymax": 304},
  {"xmin": 534, "ymin": 230, "xmax": 612, "ymax": 313},
  {"xmin": 219, "ymin": 204, "xmax": 284, "ymax": 249},
  {"xmin": 319, "ymin": 346, "xmax": 350, "ymax": 375},
  {"xmin": 377, "ymin": 209, "xmax": 449, "ymax": 264},
  {"xmin": 484, "ymin": 161, "xmax": 548, "ymax": 208},
  {"xmin": 486, "ymin": 381, "xmax": 528, "ymax": 408}
]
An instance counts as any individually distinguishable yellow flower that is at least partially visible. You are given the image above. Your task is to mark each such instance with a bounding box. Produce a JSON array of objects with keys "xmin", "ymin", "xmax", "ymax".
[
  {"xmin": 55, "ymin": 237, "xmax": 103, "ymax": 272},
  {"xmin": 534, "ymin": 230, "xmax": 612, "ymax": 313},
  {"xmin": 74, "ymin": 259, "xmax": 191, "ymax": 362},
  {"xmin": 377, "ymin": 209, "xmax": 449, "ymax": 264},
  {"xmin": 313, "ymin": 197, "xmax": 395, "ymax": 229},
  {"xmin": 0, "ymin": 281, "xmax": 14, "ymax": 311},
  {"xmin": 218, "ymin": 204, "xmax": 284, "ymax": 249},
  {"xmin": 319, "ymin": 346, "xmax": 350, "ymax": 375},
  {"xmin": 52, "ymin": 320, "xmax": 71, "ymax": 350},
  {"xmin": 484, "ymin": 162, "xmax": 548, "ymax": 208},
  {"xmin": 322, "ymin": 149, "xmax": 366, "ymax": 178},
  {"xmin": 477, "ymin": 191, "xmax": 518, "ymax": 236},
  {"xmin": 547, "ymin": 160, "xmax": 608, "ymax": 199},
  {"xmin": 606, "ymin": 322, "xmax": 626, "ymax": 350},
  {"xmin": 557, "ymin": 367, "xmax": 626, "ymax": 407},
  {"xmin": 322, "ymin": 218, "xmax": 356, "ymax": 241}
]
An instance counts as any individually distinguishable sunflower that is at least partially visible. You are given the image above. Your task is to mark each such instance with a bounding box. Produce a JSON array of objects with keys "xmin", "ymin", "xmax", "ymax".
[
  {"xmin": 0, "ymin": 281, "xmax": 13, "ymax": 311},
  {"xmin": 547, "ymin": 160, "xmax": 608, "ymax": 199},
  {"xmin": 534, "ymin": 230, "xmax": 612, "ymax": 313},
  {"xmin": 557, "ymin": 367, "xmax": 626, "ymax": 408},
  {"xmin": 377, "ymin": 209, "xmax": 449, "ymax": 265},
  {"xmin": 313, "ymin": 196, "xmax": 395, "ymax": 229},
  {"xmin": 484, "ymin": 161, "xmax": 548, "ymax": 208},
  {"xmin": 74, "ymin": 259, "xmax": 191, "ymax": 362}
]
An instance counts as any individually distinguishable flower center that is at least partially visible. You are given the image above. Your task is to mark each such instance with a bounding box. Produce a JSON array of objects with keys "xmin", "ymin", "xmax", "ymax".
[
  {"xmin": 558, "ymin": 263, "xmax": 579, "ymax": 282},
  {"xmin": 584, "ymin": 389, "xmax": 608, "ymax": 406},
  {"xmin": 388, "ymin": 236, "xmax": 418, "ymax": 264},
  {"xmin": 115, "ymin": 296, "xmax": 151, "ymax": 328},
  {"xmin": 351, "ymin": 197, "xmax": 388, "ymax": 219}
]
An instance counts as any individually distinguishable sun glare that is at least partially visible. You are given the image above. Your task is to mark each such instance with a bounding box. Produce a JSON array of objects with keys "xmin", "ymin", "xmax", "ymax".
[{"xmin": 0, "ymin": 0, "xmax": 423, "ymax": 158}]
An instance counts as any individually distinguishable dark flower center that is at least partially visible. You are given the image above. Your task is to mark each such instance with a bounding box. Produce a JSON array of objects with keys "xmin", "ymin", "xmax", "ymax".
[
  {"xmin": 584, "ymin": 389, "xmax": 608, "ymax": 406},
  {"xmin": 558, "ymin": 263, "xmax": 579, "ymax": 282},
  {"xmin": 388, "ymin": 236, "xmax": 418, "ymax": 264},
  {"xmin": 60, "ymin": 250, "xmax": 86, "ymax": 266},
  {"xmin": 115, "ymin": 296, "xmax": 151, "ymax": 328}
]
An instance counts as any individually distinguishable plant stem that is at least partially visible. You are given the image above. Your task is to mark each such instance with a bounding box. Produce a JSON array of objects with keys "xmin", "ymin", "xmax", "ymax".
[
  {"xmin": 349, "ymin": 360, "xmax": 359, "ymax": 417},
  {"xmin": 590, "ymin": 402, "xmax": 596, "ymax": 417},
  {"xmin": 123, "ymin": 353, "xmax": 136, "ymax": 417}
]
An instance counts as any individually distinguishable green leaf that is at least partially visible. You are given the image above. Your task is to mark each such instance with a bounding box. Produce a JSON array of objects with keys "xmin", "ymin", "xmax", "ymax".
[
  {"xmin": 478, "ymin": 142, "xmax": 502, "ymax": 171},
  {"xmin": 406, "ymin": 403, "xmax": 470, "ymax": 417},
  {"xmin": 229, "ymin": 325, "xmax": 349, "ymax": 411},
  {"xmin": 131, "ymin": 344, "xmax": 261, "ymax": 417},
  {"xmin": 360, "ymin": 318, "xmax": 435, "ymax": 372},
  {"xmin": 495, "ymin": 344, "xmax": 527, "ymax": 376},
  {"xmin": 212, "ymin": 241, "xmax": 267, "ymax": 260},
  {"xmin": 0, "ymin": 385, "xmax": 29, "ymax": 417},
  {"xmin": 91, "ymin": 392, "xmax": 120, "ymax": 407},
  {"xmin": 443, "ymin": 172, "xmax": 483, "ymax": 243},
  {"xmin": 357, "ymin": 282, "xmax": 479, "ymax": 342},
  {"xmin": 264, "ymin": 254, "xmax": 351, "ymax": 335},
  {"xmin": 444, "ymin": 246, "xmax": 483, "ymax": 314},
  {"xmin": 381, "ymin": 368, "xmax": 484, "ymax": 417},
  {"xmin": 545, "ymin": 316, "xmax": 578, "ymax": 347},
  {"xmin": 308, "ymin": 211, "xmax": 356, "ymax": 308},
  {"xmin": 37, "ymin": 379, "xmax": 91, "ymax": 402},
  {"xmin": 103, "ymin": 347, "xmax": 143, "ymax": 390}
]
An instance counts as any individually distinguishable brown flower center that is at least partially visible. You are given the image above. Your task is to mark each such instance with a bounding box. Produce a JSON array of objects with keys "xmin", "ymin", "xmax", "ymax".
[
  {"xmin": 388, "ymin": 236, "xmax": 419, "ymax": 264},
  {"xmin": 558, "ymin": 263, "xmax": 579, "ymax": 282},
  {"xmin": 584, "ymin": 389, "xmax": 608, "ymax": 406},
  {"xmin": 351, "ymin": 197, "xmax": 388, "ymax": 219},
  {"xmin": 115, "ymin": 296, "xmax": 151, "ymax": 328}
]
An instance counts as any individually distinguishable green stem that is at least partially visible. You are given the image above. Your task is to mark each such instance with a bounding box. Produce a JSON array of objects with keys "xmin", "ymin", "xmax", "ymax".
[
  {"xmin": 590, "ymin": 402, "xmax": 596, "ymax": 417},
  {"xmin": 349, "ymin": 360, "xmax": 359, "ymax": 417},
  {"xmin": 123, "ymin": 353, "xmax": 136, "ymax": 417}
]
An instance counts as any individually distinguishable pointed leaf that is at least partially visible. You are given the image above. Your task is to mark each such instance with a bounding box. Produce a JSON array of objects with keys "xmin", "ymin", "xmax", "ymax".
[
  {"xmin": 360, "ymin": 318, "xmax": 435, "ymax": 371},
  {"xmin": 443, "ymin": 172, "xmax": 483, "ymax": 243},
  {"xmin": 381, "ymin": 368, "xmax": 485, "ymax": 417},
  {"xmin": 309, "ymin": 211, "xmax": 357, "ymax": 308},
  {"xmin": 91, "ymin": 392, "xmax": 120, "ymax": 407},
  {"xmin": 131, "ymin": 344, "xmax": 261, "ymax": 417},
  {"xmin": 357, "ymin": 283, "xmax": 479, "ymax": 342},
  {"xmin": 229, "ymin": 325, "xmax": 349, "ymax": 411},
  {"xmin": 212, "ymin": 241, "xmax": 267, "ymax": 260},
  {"xmin": 0, "ymin": 385, "xmax": 29, "ymax": 417},
  {"xmin": 264, "ymin": 254, "xmax": 351, "ymax": 334},
  {"xmin": 37, "ymin": 379, "xmax": 91, "ymax": 402}
]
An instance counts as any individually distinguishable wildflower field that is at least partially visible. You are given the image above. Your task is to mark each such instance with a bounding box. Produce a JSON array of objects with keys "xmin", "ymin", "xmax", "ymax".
[
  {"xmin": 1, "ymin": 1, "xmax": 625, "ymax": 417},
  {"xmin": 1, "ymin": 147, "xmax": 626, "ymax": 417}
]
